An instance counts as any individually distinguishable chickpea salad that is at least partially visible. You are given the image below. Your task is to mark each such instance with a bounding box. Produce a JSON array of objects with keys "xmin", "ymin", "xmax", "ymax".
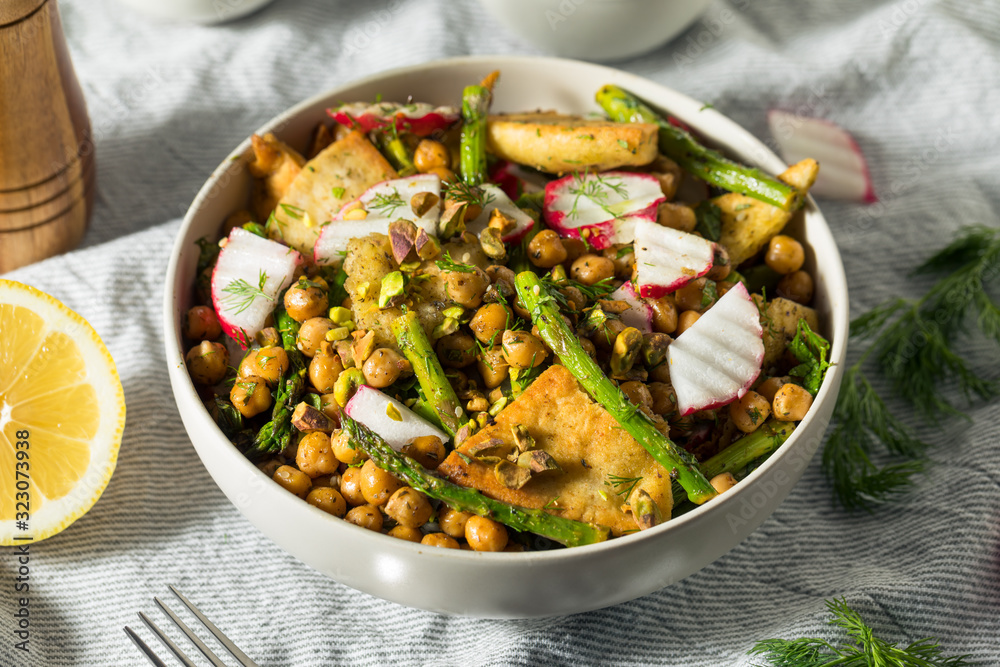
[{"xmin": 184, "ymin": 72, "xmax": 832, "ymax": 551}]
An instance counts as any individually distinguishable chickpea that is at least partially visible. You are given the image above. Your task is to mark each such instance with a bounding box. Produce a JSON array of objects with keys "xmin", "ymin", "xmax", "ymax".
[
  {"xmin": 311, "ymin": 473, "xmax": 339, "ymax": 489},
  {"xmin": 772, "ymin": 383, "xmax": 813, "ymax": 421},
  {"xmin": 402, "ymin": 435, "xmax": 447, "ymax": 469},
  {"xmin": 284, "ymin": 281, "xmax": 329, "ymax": 322},
  {"xmin": 675, "ymin": 310, "xmax": 701, "ymax": 336},
  {"xmin": 592, "ymin": 317, "xmax": 626, "ymax": 352},
  {"xmin": 414, "ymin": 139, "xmax": 450, "ymax": 173},
  {"xmin": 711, "ymin": 472, "xmax": 738, "ymax": 494},
  {"xmin": 765, "ymin": 235, "xmax": 805, "ymax": 274},
  {"xmin": 345, "ymin": 504, "xmax": 383, "ymax": 532},
  {"xmin": 295, "ymin": 431, "xmax": 338, "ymax": 478},
  {"xmin": 620, "ymin": 381, "xmax": 654, "ymax": 416},
  {"xmin": 339, "ymin": 465, "xmax": 367, "ymax": 506},
  {"xmin": 706, "ymin": 245, "xmax": 732, "ymax": 282},
  {"xmin": 717, "ymin": 281, "xmax": 736, "ymax": 298},
  {"xmin": 501, "ymin": 330, "xmax": 548, "ymax": 370},
  {"xmin": 674, "ymin": 278, "xmax": 707, "ymax": 312},
  {"xmin": 319, "ymin": 393, "xmax": 343, "ymax": 425},
  {"xmin": 306, "ymin": 487, "xmax": 347, "ymax": 517},
  {"xmin": 296, "ymin": 317, "xmax": 335, "ymax": 358},
  {"xmin": 331, "ymin": 429, "xmax": 368, "ymax": 466},
  {"xmin": 438, "ymin": 506, "xmax": 472, "ymax": 539},
  {"xmin": 755, "ymin": 376, "xmax": 787, "ymax": 403},
  {"xmin": 183, "ymin": 305, "xmax": 222, "ymax": 341},
  {"xmin": 776, "ymin": 270, "xmax": 814, "ymax": 305},
  {"xmin": 561, "ymin": 237, "xmax": 588, "ymax": 267},
  {"xmin": 602, "ymin": 245, "xmax": 635, "ymax": 279},
  {"xmin": 648, "ymin": 361, "xmax": 672, "ymax": 384},
  {"xmin": 389, "ymin": 525, "xmax": 424, "ymax": 542},
  {"xmin": 360, "ymin": 459, "xmax": 403, "ymax": 507},
  {"xmin": 728, "ymin": 391, "xmax": 771, "ymax": 433},
  {"xmin": 477, "ymin": 346, "xmax": 510, "ymax": 389},
  {"xmin": 273, "ymin": 465, "xmax": 311, "ymax": 498},
  {"xmin": 648, "ymin": 382, "xmax": 677, "ymax": 417},
  {"xmin": 527, "ymin": 230, "xmax": 568, "ymax": 268},
  {"xmin": 579, "ymin": 336, "xmax": 598, "ymax": 360},
  {"xmin": 469, "ymin": 303, "xmax": 511, "ymax": 344},
  {"xmin": 239, "ymin": 346, "xmax": 290, "ymax": 386},
  {"xmin": 362, "ymin": 347, "xmax": 411, "ymax": 387},
  {"xmin": 559, "ymin": 285, "xmax": 588, "ymax": 312},
  {"xmin": 421, "ymin": 533, "xmax": 460, "ymax": 549},
  {"xmin": 444, "ymin": 267, "xmax": 489, "ymax": 309},
  {"xmin": 186, "ymin": 341, "xmax": 229, "ymax": 385},
  {"xmin": 309, "ymin": 343, "xmax": 344, "ymax": 393},
  {"xmin": 435, "ymin": 332, "xmax": 477, "ymax": 369},
  {"xmin": 570, "ymin": 254, "xmax": 615, "ymax": 285},
  {"xmin": 230, "ymin": 375, "xmax": 272, "ymax": 418},
  {"xmin": 657, "ymin": 202, "xmax": 697, "ymax": 232},
  {"xmin": 384, "ymin": 487, "xmax": 433, "ymax": 528},
  {"xmin": 465, "ymin": 515, "xmax": 508, "ymax": 552},
  {"xmin": 649, "ymin": 295, "xmax": 678, "ymax": 335}
]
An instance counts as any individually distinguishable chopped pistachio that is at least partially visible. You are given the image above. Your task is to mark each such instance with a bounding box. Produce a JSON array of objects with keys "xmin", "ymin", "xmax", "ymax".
[
  {"xmin": 465, "ymin": 391, "xmax": 490, "ymax": 413},
  {"xmin": 291, "ymin": 402, "xmax": 334, "ymax": 433},
  {"xmin": 480, "ymin": 227, "xmax": 507, "ymax": 261},
  {"xmin": 474, "ymin": 412, "xmax": 490, "ymax": 429},
  {"xmin": 597, "ymin": 299, "xmax": 630, "ymax": 314},
  {"xmin": 356, "ymin": 281, "xmax": 371, "ymax": 299},
  {"xmin": 414, "ymin": 228, "xmax": 441, "ymax": 260},
  {"xmin": 256, "ymin": 327, "xmax": 280, "ymax": 348},
  {"xmin": 517, "ymin": 449, "xmax": 562, "ymax": 474},
  {"xmin": 495, "ymin": 460, "xmax": 532, "ymax": 490},
  {"xmin": 388, "ymin": 219, "xmax": 419, "ymax": 264},
  {"xmin": 329, "ymin": 306, "xmax": 353, "ymax": 325},
  {"xmin": 351, "ymin": 330, "xmax": 376, "ymax": 365},
  {"xmin": 378, "ymin": 271, "xmax": 407, "ymax": 309},
  {"xmin": 385, "ymin": 403, "xmax": 403, "ymax": 422},
  {"xmin": 610, "ymin": 326, "xmax": 643, "ymax": 376},
  {"xmin": 629, "ymin": 488, "xmax": 661, "ymax": 531},
  {"xmin": 487, "ymin": 208, "xmax": 516, "ymax": 235},
  {"xmin": 438, "ymin": 201, "xmax": 467, "ymax": 239},
  {"xmin": 325, "ymin": 327, "xmax": 351, "ymax": 342},
  {"xmin": 549, "ymin": 264, "xmax": 568, "ymax": 283},
  {"xmin": 399, "ymin": 260, "xmax": 422, "ymax": 273},
  {"xmin": 510, "ymin": 424, "xmax": 535, "ymax": 453},
  {"xmin": 442, "ymin": 305, "xmax": 466, "ymax": 320},
  {"xmin": 488, "ymin": 396, "xmax": 508, "ymax": 416},
  {"xmin": 642, "ymin": 332, "xmax": 672, "ymax": 368},
  {"xmin": 333, "ymin": 368, "xmax": 365, "ymax": 407},
  {"xmin": 579, "ymin": 306, "xmax": 608, "ymax": 335},
  {"xmin": 467, "ymin": 437, "xmax": 507, "ymax": 458},
  {"xmin": 411, "ymin": 191, "xmax": 440, "ymax": 217},
  {"xmin": 432, "ymin": 317, "xmax": 460, "ymax": 339},
  {"xmin": 343, "ymin": 206, "xmax": 368, "ymax": 221}
]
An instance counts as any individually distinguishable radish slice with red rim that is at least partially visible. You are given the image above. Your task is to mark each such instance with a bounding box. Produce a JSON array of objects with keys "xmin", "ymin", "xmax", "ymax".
[
  {"xmin": 767, "ymin": 110, "xmax": 876, "ymax": 203},
  {"xmin": 667, "ymin": 282, "xmax": 764, "ymax": 416},
  {"xmin": 464, "ymin": 183, "xmax": 536, "ymax": 243},
  {"xmin": 211, "ymin": 228, "xmax": 303, "ymax": 348},
  {"xmin": 345, "ymin": 385, "xmax": 450, "ymax": 450},
  {"xmin": 543, "ymin": 171, "xmax": 665, "ymax": 250},
  {"xmin": 314, "ymin": 174, "xmax": 441, "ymax": 264},
  {"xmin": 609, "ymin": 281, "xmax": 653, "ymax": 333},
  {"xmin": 632, "ymin": 220, "xmax": 715, "ymax": 298},
  {"xmin": 327, "ymin": 101, "xmax": 459, "ymax": 136}
]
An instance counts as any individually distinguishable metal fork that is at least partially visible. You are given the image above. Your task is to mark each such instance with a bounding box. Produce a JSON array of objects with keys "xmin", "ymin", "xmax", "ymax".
[{"xmin": 124, "ymin": 586, "xmax": 259, "ymax": 667}]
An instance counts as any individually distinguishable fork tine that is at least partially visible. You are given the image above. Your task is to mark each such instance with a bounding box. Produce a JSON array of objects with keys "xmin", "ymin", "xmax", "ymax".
[
  {"xmin": 169, "ymin": 586, "xmax": 260, "ymax": 667},
  {"xmin": 153, "ymin": 598, "xmax": 229, "ymax": 667},
  {"xmin": 137, "ymin": 612, "xmax": 199, "ymax": 667},
  {"xmin": 124, "ymin": 625, "xmax": 172, "ymax": 667}
]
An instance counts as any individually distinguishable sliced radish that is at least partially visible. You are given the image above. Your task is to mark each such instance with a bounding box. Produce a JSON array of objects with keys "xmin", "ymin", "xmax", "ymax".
[
  {"xmin": 211, "ymin": 228, "xmax": 303, "ymax": 348},
  {"xmin": 314, "ymin": 174, "xmax": 441, "ymax": 264},
  {"xmin": 328, "ymin": 101, "xmax": 459, "ymax": 137},
  {"xmin": 767, "ymin": 110, "xmax": 876, "ymax": 203},
  {"xmin": 543, "ymin": 171, "xmax": 665, "ymax": 250},
  {"xmin": 345, "ymin": 385, "xmax": 450, "ymax": 450},
  {"xmin": 667, "ymin": 282, "xmax": 764, "ymax": 416},
  {"xmin": 464, "ymin": 184, "xmax": 536, "ymax": 243},
  {"xmin": 609, "ymin": 281, "xmax": 652, "ymax": 333},
  {"xmin": 633, "ymin": 220, "xmax": 715, "ymax": 298}
]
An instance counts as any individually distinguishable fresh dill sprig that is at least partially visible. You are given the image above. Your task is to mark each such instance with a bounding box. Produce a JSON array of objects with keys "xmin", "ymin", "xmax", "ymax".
[
  {"xmin": 566, "ymin": 171, "xmax": 629, "ymax": 222},
  {"xmin": 748, "ymin": 598, "xmax": 971, "ymax": 666},
  {"xmin": 435, "ymin": 251, "xmax": 477, "ymax": 274},
  {"xmin": 825, "ymin": 225, "xmax": 1000, "ymax": 510},
  {"xmin": 222, "ymin": 270, "xmax": 273, "ymax": 315},
  {"xmin": 368, "ymin": 190, "xmax": 407, "ymax": 218},
  {"xmin": 539, "ymin": 274, "xmax": 616, "ymax": 309},
  {"xmin": 606, "ymin": 474, "xmax": 642, "ymax": 500},
  {"xmin": 445, "ymin": 180, "xmax": 496, "ymax": 209}
]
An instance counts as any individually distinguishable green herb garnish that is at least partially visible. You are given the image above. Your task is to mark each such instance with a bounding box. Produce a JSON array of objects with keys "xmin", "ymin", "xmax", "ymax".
[{"xmin": 222, "ymin": 270, "xmax": 273, "ymax": 315}]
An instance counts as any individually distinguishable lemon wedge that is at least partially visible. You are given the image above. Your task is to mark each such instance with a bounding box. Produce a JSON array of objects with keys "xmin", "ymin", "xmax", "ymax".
[{"xmin": 0, "ymin": 280, "xmax": 126, "ymax": 545}]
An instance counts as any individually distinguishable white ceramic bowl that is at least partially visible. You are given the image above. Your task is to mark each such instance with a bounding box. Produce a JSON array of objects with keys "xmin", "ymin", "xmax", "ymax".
[
  {"xmin": 478, "ymin": 0, "xmax": 712, "ymax": 61},
  {"xmin": 164, "ymin": 56, "xmax": 848, "ymax": 618}
]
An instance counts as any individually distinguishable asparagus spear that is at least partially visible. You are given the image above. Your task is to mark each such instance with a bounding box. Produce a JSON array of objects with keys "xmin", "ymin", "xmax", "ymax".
[
  {"xmin": 343, "ymin": 415, "xmax": 609, "ymax": 547},
  {"xmin": 375, "ymin": 130, "xmax": 417, "ymax": 176},
  {"xmin": 391, "ymin": 311, "xmax": 463, "ymax": 438},
  {"xmin": 672, "ymin": 420, "xmax": 795, "ymax": 507},
  {"xmin": 515, "ymin": 272, "xmax": 718, "ymax": 505},
  {"xmin": 459, "ymin": 71, "xmax": 499, "ymax": 186},
  {"xmin": 248, "ymin": 307, "xmax": 306, "ymax": 457},
  {"xmin": 595, "ymin": 84, "xmax": 801, "ymax": 211}
]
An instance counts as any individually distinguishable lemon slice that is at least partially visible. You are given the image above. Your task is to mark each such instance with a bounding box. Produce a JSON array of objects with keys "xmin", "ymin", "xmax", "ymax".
[{"xmin": 0, "ymin": 280, "xmax": 126, "ymax": 545}]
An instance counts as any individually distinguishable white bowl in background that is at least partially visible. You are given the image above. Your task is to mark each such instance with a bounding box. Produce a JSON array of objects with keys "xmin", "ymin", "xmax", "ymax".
[
  {"xmin": 478, "ymin": 0, "xmax": 712, "ymax": 61},
  {"xmin": 164, "ymin": 56, "xmax": 848, "ymax": 618}
]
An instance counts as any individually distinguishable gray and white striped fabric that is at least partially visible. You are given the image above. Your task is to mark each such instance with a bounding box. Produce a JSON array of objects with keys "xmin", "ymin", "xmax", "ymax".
[{"xmin": 3, "ymin": 0, "xmax": 1000, "ymax": 664}]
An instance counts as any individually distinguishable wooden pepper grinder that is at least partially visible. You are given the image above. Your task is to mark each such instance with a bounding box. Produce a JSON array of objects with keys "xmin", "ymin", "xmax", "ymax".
[{"xmin": 0, "ymin": 0, "xmax": 94, "ymax": 273}]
